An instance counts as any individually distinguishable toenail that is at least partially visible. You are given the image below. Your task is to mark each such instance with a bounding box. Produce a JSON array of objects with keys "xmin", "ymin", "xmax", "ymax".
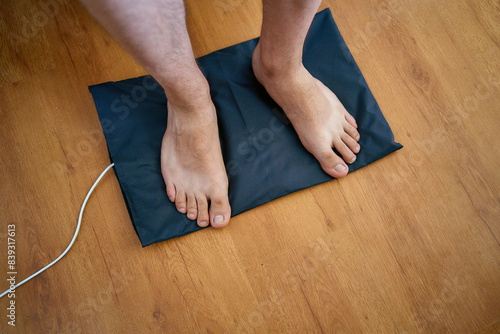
[
  {"xmin": 335, "ymin": 164, "xmax": 346, "ymax": 172},
  {"xmin": 199, "ymin": 221, "xmax": 208, "ymax": 227},
  {"xmin": 213, "ymin": 215, "xmax": 224, "ymax": 225},
  {"xmin": 350, "ymin": 156, "xmax": 356, "ymax": 163},
  {"xmin": 188, "ymin": 213, "xmax": 195, "ymax": 219},
  {"xmin": 179, "ymin": 207, "xmax": 186, "ymax": 213}
]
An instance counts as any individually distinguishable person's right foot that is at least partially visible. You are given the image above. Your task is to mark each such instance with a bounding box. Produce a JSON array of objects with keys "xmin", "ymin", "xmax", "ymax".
[{"xmin": 160, "ymin": 88, "xmax": 231, "ymax": 229}]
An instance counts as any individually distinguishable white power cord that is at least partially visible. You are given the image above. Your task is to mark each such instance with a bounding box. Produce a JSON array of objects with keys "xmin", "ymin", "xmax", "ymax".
[{"xmin": 0, "ymin": 163, "xmax": 115, "ymax": 299}]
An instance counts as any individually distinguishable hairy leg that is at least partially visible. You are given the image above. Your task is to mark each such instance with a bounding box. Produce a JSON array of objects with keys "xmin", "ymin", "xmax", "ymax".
[
  {"xmin": 81, "ymin": 0, "xmax": 231, "ymax": 227},
  {"xmin": 253, "ymin": 0, "xmax": 360, "ymax": 178}
]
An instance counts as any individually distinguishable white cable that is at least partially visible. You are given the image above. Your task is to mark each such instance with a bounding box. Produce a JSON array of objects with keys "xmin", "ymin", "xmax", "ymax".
[{"xmin": 0, "ymin": 163, "xmax": 115, "ymax": 299}]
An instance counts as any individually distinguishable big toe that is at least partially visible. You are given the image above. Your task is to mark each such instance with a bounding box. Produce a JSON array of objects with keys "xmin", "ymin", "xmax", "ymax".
[
  {"xmin": 311, "ymin": 145, "xmax": 349, "ymax": 178},
  {"xmin": 209, "ymin": 194, "xmax": 231, "ymax": 229}
]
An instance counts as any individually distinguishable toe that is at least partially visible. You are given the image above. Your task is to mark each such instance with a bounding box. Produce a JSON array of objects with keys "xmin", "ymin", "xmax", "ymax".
[
  {"xmin": 209, "ymin": 194, "xmax": 231, "ymax": 229},
  {"xmin": 310, "ymin": 145, "xmax": 349, "ymax": 178},
  {"xmin": 186, "ymin": 193, "xmax": 197, "ymax": 220},
  {"xmin": 344, "ymin": 110, "xmax": 358, "ymax": 129},
  {"xmin": 342, "ymin": 133, "xmax": 361, "ymax": 154},
  {"xmin": 196, "ymin": 195, "xmax": 209, "ymax": 227},
  {"xmin": 333, "ymin": 139, "xmax": 357, "ymax": 164},
  {"xmin": 344, "ymin": 122, "xmax": 360, "ymax": 141},
  {"xmin": 166, "ymin": 183, "xmax": 176, "ymax": 202},
  {"xmin": 175, "ymin": 189, "xmax": 187, "ymax": 214}
]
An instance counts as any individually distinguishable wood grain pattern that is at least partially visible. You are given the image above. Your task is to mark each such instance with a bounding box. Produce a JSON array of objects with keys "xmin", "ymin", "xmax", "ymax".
[{"xmin": 0, "ymin": 0, "xmax": 499, "ymax": 332}]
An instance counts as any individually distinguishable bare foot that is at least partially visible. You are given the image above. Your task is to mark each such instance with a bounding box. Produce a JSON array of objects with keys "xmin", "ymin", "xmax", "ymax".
[
  {"xmin": 161, "ymin": 91, "xmax": 231, "ymax": 228},
  {"xmin": 252, "ymin": 43, "xmax": 360, "ymax": 178}
]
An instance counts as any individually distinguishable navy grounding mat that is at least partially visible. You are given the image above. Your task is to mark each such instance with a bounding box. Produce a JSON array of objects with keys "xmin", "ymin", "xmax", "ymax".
[{"xmin": 89, "ymin": 8, "xmax": 402, "ymax": 247}]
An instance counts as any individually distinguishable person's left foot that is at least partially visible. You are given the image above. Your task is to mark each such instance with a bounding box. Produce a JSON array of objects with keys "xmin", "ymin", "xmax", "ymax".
[{"xmin": 252, "ymin": 43, "xmax": 360, "ymax": 178}]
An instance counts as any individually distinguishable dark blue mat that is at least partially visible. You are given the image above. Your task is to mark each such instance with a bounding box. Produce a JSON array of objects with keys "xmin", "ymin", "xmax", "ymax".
[{"xmin": 89, "ymin": 8, "xmax": 402, "ymax": 247}]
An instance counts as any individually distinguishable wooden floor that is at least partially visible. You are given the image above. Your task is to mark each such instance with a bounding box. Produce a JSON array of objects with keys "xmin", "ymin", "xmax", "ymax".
[{"xmin": 1, "ymin": 0, "xmax": 499, "ymax": 332}]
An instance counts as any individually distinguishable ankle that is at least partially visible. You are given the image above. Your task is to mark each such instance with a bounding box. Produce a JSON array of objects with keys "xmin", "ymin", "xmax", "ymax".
[
  {"xmin": 160, "ymin": 71, "xmax": 212, "ymax": 111},
  {"xmin": 253, "ymin": 43, "xmax": 303, "ymax": 81}
]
